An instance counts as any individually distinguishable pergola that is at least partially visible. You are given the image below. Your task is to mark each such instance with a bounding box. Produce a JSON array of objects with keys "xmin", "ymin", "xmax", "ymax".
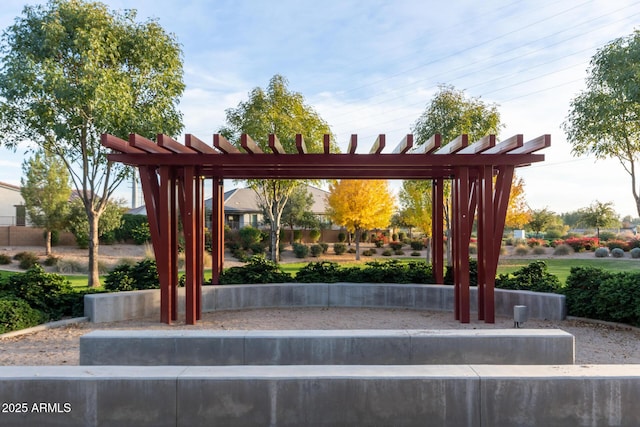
[{"xmin": 102, "ymin": 132, "xmax": 549, "ymax": 325}]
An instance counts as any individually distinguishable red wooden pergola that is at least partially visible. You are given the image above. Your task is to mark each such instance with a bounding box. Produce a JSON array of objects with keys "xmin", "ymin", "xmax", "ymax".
[{"xmin": 102, "ymin": 132, "xmax": 549, "ymax": 325}]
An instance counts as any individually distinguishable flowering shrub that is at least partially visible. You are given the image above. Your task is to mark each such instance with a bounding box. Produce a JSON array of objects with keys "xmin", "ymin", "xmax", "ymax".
[
  {"xmin": 606, "ymin": 240, "xmax": 629, "ymax": 251},
  {"xmin": 563, "ymin": 237, "xmax": 599, "ymax": 252},
  {"xmin": 526, "ymin": 238, "xmax": 546, "ymax": 248}
]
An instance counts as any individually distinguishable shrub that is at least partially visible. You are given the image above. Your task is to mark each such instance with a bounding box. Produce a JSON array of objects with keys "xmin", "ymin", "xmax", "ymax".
[
  {"xmin": 333, "ymin": 243, "xmax": 346, "ymax": 255},
  {"xmin": 563, "ymin": 267, "xmax": 610, "ymax": 319},
  {"xmin": 347, "ymin": 248, "xmax": 356, "ymax": 254},
  {"xmin": 0, "ymin": 265, "xmax": 74, "ymax": 320},
  {"xmin": 544, "ymin": 229, "xmax": 563, "ymax": 239},
  {"xmin": 295, "ymin": 261, "xmax": 341, "ymax": 283},
  {"xmin": 411, "ymin": 251, "xmax": 421, "ymax": 256},
  {"xmin": 389, "ymin": 241, "xmax": 403, "ymax": 251},
  {"xmin": 56, "ymin": 259, "xmax": 87, "ymax": 274},
  {"xmin": 293, "ymin": 243, "xmax": 309, "ymax": 258},
  {"xmin": 606, "ymin": 240, "xmax": 629, "ymax": 251},
  {"xmin": 398, "ymin": 232, "xmax": 406, "ymax": 241},
  {"xmin": 114, "ymin": 214, "xmax": 149, "ymax": 242},
  {"xmin": 362, "ymin": 249, "xmax": 373, "ymax": 256},
  {"xmin": 598, "ymin": 231, "xmax": 616, "ymax": 242},
  {"xmin": 309, "ymin": 229, "xmax": 321, "ymax": 243},
  {"xmin": 43, "ymin": 255, "xmax": 60, "ymax": 266},
  {"xmin": 103, "ymin": 259, "xmax": 159, "ymax": 292},
  {"xmin": 552, "ymin": 244, "xmax": 573, "ymax": 256},
  {"xmin": 495, "ymin": 260, "xmax": 561, "ymax": 294},
  {"xmin": 564, "ymin": 237, "xmax": 599, "ymax": 252},
  {"xmin": 249, "ymin": 242, "xmax": 266, "ymax": 255},
  {"xmin": 527, "ymin": 238, "xmax": 546, "ymax": 247},
  {"xmin": 13, "ymin": 251, "xmax": 39, "ymax": 270},
  {"xmin": 382, "ymin": 249, "xmax": 393, "ymax": 256},
  {"xmin": 239, "ymin": 226, "xmax": 263, "ymax": 249},
  {"xmin": 611, "ymin": 247, "xmax": 625, "ymax": 258},
  {"xmin": 130, "ymin": 222, "xmax": 151, "ymax": 244},
  {"xmin": 444, "ymin": 260, "xmax": 478, "ymax": 287},
  {"xmin": 514, "ymin": 245, "xmax": 529, "ymax": 255},
  {"xmin": 594, "ymin": 247, "xmax": 609, "ymax": 258},
  {"xmin": 310, "ymin": 244, "xmax": 324, "ymax": 257},
  {"xmin": 0, "ymin": 254, "xmax": 11, "ymax": 265},
  {"xmin": 391, "ymin": 233, "xmax": 398, "ymax": 241},
  {"xmin": 337, "ymin": 232, "xmax": 346, "ymax": 242},
  {"xmin": 220, "ymin": 256, "xmax": 293, "ymax": 284},
  {"xmin": 410, "ymin": 240, "xmax": 424, "ymax": 250},
  {"xmin": 373, "ymin": 239, "xmax": 384, "ymax": 248},
  {"xmin": 394, "ymin": 250, "xmax": 404, "ymax": 256},
  {"xmin": 532, "ymin": 246, "xmax": 546, "ymax": 255},
  {"xmin": 293, "ymin": 230, "xmax": 303, "ymax": 243},
  {"xmin": 0, "ymin": 297, "xmax": 46, "ymax": 334},
  {"xmin": 319, "ymin": 242, "xmax": 329, "ymax": 254},
  {"xmin": 631, "ymin": 247, "xmax": 640, "ymax": 259},
  {"xmin": 369, "ymin": 248, "xmax": 377, "ymax": 254},
  {"xmin": 595, "ymin": 271, "xmax": 640, "ymax": 325}
]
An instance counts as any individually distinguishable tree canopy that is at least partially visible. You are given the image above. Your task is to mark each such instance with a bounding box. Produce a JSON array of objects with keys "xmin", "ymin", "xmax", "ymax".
[
  {"xmin": 327, "ymin": 179, "xmax": 395, "ymax": 260},
  {"xmin": 578, "ymin": 200, "xmax": 619, "ymax": 240},
  {"xmin": 0, "ymin": 0, "xmax": 184, "ymax": 286},
  {"xmin": 220, "ymin": 74, "xmax": 335, "ymax": 262},
  {"xmin": 563, "ymin": 30, "xmax": 640, "ymax": 217},
  {"xmin": 21, "ymin": 149, "xmax": 71, "ymax": 255}
]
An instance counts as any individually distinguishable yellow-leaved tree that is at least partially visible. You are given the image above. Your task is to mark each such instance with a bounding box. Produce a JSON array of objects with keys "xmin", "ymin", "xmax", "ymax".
[
  {"xmin": 327, "ymin": 179, "xmax": 395, "ymax": 260},
  {"xmin": 505, "ymin": 174, "xmax": 531, "ymax": 230}
]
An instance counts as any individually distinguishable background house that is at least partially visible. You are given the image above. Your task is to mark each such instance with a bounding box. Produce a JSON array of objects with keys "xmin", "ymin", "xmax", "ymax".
[{"xmin": 0, "ymin": 181, "xmax": 26, "ymax": 226}]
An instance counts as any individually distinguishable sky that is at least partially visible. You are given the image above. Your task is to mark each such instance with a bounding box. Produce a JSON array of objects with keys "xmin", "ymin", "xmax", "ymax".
[{"xmin": 1, "ymin": 0, "xmax": 640, "ymax": 218}]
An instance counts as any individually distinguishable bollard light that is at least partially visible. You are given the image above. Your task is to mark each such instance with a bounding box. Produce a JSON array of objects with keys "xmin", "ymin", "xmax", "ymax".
[{"xmin": 514, "ymin": 305, "xmax": 528, "ymax": 328}]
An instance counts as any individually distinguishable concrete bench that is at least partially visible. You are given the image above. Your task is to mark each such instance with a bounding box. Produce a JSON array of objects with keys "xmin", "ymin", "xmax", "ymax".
[
  {"xmin": 79, "ymin": 329, "xmax": 575, "ymax": 366},
  {"xmin": 85, "ymin": 283, "xmax": 566, "ymax": 323},
  {"xmin": 1, "ymin": 365, "xmax": 639, "ymax": 427}
]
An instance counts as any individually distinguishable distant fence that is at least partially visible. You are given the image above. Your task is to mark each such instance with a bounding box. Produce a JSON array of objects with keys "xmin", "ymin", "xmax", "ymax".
[{"xmin": 0, "ymin": 226, "xmax": 76, "ymax": 247}]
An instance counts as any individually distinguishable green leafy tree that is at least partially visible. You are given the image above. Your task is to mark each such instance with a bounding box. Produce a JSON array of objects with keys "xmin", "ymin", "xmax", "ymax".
[
  {"xmin": 264, "ymin": 186, "xmax": 314, "ymax": 245},
  {"xmin": 527, "ymin": 208, "xmax": 556, "ymax": 238},
  {"xmin": 563, "ymin": 30, "xmax": 640, "ymax": 217},
  {"xmin": 220, "ymin": 75, "xmax": 336, "ymax": 262},
  {"xmin": 398, "ymin": 180, "xmax": 432, "ymax": 237},
  {"xmin": 21, "ymin": 149, "xmax": 71, "ymax": 255},
  {"xmin": 67, "ymin": 197, "xmax": 126, "ymax": 249},
  {"xmin": 578, "ymin": 201, "xmax": 619, "ymax": 240},
  {"xmin": 0, "ymin": 0, "xmax": 184, "ymax": 287},
  {"xmin": 411, "ymin": 84, "xmax": 502, "ymax": 265}
]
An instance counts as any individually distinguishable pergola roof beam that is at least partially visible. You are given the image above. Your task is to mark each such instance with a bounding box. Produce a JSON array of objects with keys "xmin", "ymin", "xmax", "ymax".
[
  {"xmin": 129, "ymin": 134, "xmax": 172, "ymax": 154},
  {"xmin": 434, "ymin": 134, "xmax": 468, "ymax": 154},
  {"xmin": 483, "ymin": 134, "xmax": 523, "ymax": 155},
  {"xmin": 101, "ymin": 134, "xmax": 145, "ymax": 154},
  {"xmin": 268, "ymin": 134, "xmax": 285, "ymax": 154},
  {"xmin": 240, "ymin": 134, "xmax": 263, "ymax": 154},
  {"xmin": 348, "ymin": 135, "xmax": 357, "ymax": 154},
  {"xmin": 416, "ymin": 134, "xmax": 442, "ymax": 154},
  {"xmin": 295, "ymin": 134, "xmax": 307, "ymax": 154},
  {"xmin": 392, "ymin": 134, "xmax": 413, "ymax": 154},
  {"xmin": 508, "ymin": 134, "xmax": 551, "ymax": 154},
  {"xmin": 157, "ymin": 134, "xmax": 198, "ymax": 154},
  {"xmin": 213, "ymin": 134, "xmax": 241, "ymax": 154},
  {"xmin": 185, "ymin": 134, "xmax": 218, "ymax": 154},
  {"xmin": 369, "ymin": 134, "xmax": 385, "ymax": 154},
  {"xmin": 457, "ymin": 135, "xmax": 496, "ymax": 154}
]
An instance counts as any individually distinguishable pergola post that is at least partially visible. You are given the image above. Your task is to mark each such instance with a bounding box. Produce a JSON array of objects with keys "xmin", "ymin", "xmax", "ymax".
[
  {"xmin": 212, "ymin": 177, "xmax": 224, "ymax": 285},
  {"xmin": 453, "ymin": 167, "xmax": 471, "ymax": 323},
  {"xmin": 431, "ymin": 178, "xmax": 444, "ymax": 284}
]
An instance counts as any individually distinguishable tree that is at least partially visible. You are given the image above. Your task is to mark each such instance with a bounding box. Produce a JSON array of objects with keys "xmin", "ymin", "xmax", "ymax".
[
  {"xmin": 504, "ymin": 174, "xmax": 531, "ymax": 229},
  {"xmin": 398, "ymin": 180, "xmax": 432, "ymax": 237},
  {"xmin": 67, "ymin": 197, "xmax": 126, "ymax": 248},
  {"xmin": 411, "ymin": 84, "xmax": 502, "ymax": 264},
  {"xmin": 21, "ymin": 149, "xmax": 71, "ymax": 255},
  {"xmin": 220, "ymin": 75, "xmax": 336, "ymax": 262},
  {"xmin": 528, "ymin": 208, "xmax": 556, "ymax": 237},
  {"xmin": 267, "ymin": 186, "xmax": 315, "ymax": 245},
  {"xmin": 563, "ymin": 30, "xmax": 640, "ymax": 217},
  {"xmin": 0, "ymin": 0, "xmax": 184, "ymax": 287},
  {"xmin": 578, "ymin": 201, "xmax": 619, "ymax": 240},
  {"xmin": 327, "ymin": 179, "xmax": 395, "ymax": 260}
]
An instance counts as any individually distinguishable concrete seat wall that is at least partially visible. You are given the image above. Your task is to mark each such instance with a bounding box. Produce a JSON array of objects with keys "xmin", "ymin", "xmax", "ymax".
[
  {"xmin": 85, "ymin": 283, "xmax": 566, "ymax": 323},
  {"xmin": 1, "ymin": 365, "xmax": 639, "ymax": 427}
]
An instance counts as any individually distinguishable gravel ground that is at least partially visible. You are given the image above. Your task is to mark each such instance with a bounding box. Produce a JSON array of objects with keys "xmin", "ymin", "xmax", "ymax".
[{"xmin": 1, "ymin": 307, "xmax": 639, "ymax": 365}]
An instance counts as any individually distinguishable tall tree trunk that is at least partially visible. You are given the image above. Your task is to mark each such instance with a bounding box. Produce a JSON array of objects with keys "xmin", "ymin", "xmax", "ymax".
[
  {"xmin": 45, "ymin": 230, "xmax": 52, "ymax": 256},
  {"xmin": 355, "ymin": 228, "xmax": 361, "ymax": 261},
  {"xmin": 270, "ymin": 203, "xmax": 280, "ymax": 263},
  {"xmin": 87, "ymin": 210, "xmax": 100, "ymax": 288}
]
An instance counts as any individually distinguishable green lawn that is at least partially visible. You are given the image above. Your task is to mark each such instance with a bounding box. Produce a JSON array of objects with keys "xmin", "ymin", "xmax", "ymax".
[{"xmin": 496, "ymin": 258, "xmax": 640, "ymax": 284}]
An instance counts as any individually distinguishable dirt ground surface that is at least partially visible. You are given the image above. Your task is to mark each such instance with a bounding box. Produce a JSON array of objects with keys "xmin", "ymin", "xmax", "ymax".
[{"xmin": 1, "ymin": 244, "xmax": 639, "ymax": 366}]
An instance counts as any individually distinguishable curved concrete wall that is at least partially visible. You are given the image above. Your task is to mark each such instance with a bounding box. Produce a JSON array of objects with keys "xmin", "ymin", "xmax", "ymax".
[{"xmin": 85, "ymin": 283, "xmax": 566, "ymax": 323}]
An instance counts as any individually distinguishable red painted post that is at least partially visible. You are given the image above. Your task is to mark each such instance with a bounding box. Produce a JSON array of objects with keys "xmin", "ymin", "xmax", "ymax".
[
  {"xmin": 432, "ymin": 179, "xmax": 444, "ymax": 284},
  {"xmin": 455, "ymin": 167, "xmax": 471, "ymax": 323},
  {"xmin": 211, "ymin": 178, "xmax": 224, "ymax": 285},
  {"xmin": 182, "ymin": 167, "xmax": 197, "ymax": 325}
]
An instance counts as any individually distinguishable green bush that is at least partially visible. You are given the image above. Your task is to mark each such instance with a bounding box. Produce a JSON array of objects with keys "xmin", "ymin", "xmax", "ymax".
[
  {"xmin": 513, "ymin": 245, "xmax": 529, "ymax": 255},
  {"xmin": 394, "ymin": 249, "xmax": 404, "ymax": 256},
  {"xmin": 130, "ymin": 222, "xmax": 151, "ymax": 244},
  {"xmin": 220, "ymin": 256, "xmax": 293, "ymax": 284},
  {"xmin": 0, "ymin": 254, "xmax": 11, "ymax": 265},
  {"xmin": 389, "ymin": 241, "xmax": 403, "ymax": 251},
  {"xmin": 293, "ymin": 230, "xmax": 303, "ymax": 243},
  {"xmin": 531, "ymin": 246, "xmax": 546, "ymax": 255},
  {"xmin": 595, "ymin": 272, "xmax": 640, "ymax": 325},
  {"xmin": 103, "ymin": 258, "xmax": 159, "ymax": 292},
  {"xmin": 598, "ymin": 231, "xmax": 616, "ymax": 242},
  {"xmin": 552, "ymin": 244, "xmax": 573, "ymax": 256},
  {"xmin": 43, "ymin": 255, "xmax": 60, "ymax": 266},
  {"xmin": 347, "ymin": 248, "xmax": 356, "ymax": 254},
  {"xmin": 444, "ymin": 260, "xmax": 478, "ymax": 287},
  {"xmin": 382, "ymin": 249, "xmax": 393, "ymax": 256},
  {"xmin": 13, "ymin": 251, "xmax": 39, "ymax": 270},
  {"xmin": 0, "ymin": 265, "xmax": 74, "ymax": 320},
  {"xmin": 337, "ymin": 232, "xmax": 346, "ymax": 242},
  {"xmin": 611, "ymin": 247, "xmax": 625, "ymax": 258},
  {"xmin": 410, "ymin": 240, "xmax": 424, "ymax": 250},
  {"xmin": 310, "ymin": 244, "xmax": 324, "ymax": 257},
  {"xmin": 239, "ymin": 226, "xmax": 263, "ymax": 249},
  {"xmin": 319, "ymin": 242, "xmax": 329, "ymax": 254},
  {"xmin": 309, "ymin": 229, "xmax": 321, "ymax": 242},
  {"xmin": 563, "ymin": 267, "xmax": 608, "ymax": 319},
  {"xmin": 333, "ymin": 243, "xmax": 346, "ymax": 255},
  {"xmin": 495, "ymin": 260, "xmax": 561, "ymax": 294},
  {"xmin": 362, "ymin": 249, "xmax": 373, "ymax": 256},
  {"xmin": 114, "ymin": 214, "xmax": 149, "ymax": 242},
  {"xmin": 411, "ymin": 251, "xmax": 421, "ymax": 257},
  {"xmin": 631, "ymin": 247, "xmax": 640, "ymax": 259},
  {"xmin": 0, "ymin": 297, "xmax": 46, "ymax": 334},
  {"xmin": 594, "ymin": 247, "xmax": 609, "ymax": 258},
  {"xmin": 295, "ymin": 261, "xmax": 342, "ymax": 283},
  {"xmin": 293, "ymin": 243, "xmax": 309, "ymax": 258}
]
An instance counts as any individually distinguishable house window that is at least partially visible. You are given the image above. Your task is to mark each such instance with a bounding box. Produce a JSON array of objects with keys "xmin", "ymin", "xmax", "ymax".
[
  {"xmin": 15, "ymin": 205, "xmax": 26, "ymax": 226},
  {"xmin": 251, "ymin": 214, "xmax": 258, "ymax": 227}
]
